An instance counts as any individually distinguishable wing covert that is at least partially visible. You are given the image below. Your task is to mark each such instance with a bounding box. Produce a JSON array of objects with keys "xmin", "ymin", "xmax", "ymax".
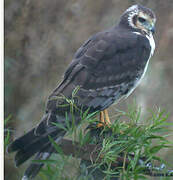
[{"xmin": 47, "ymin": 31, "xmax": 151, "ymax": 112}]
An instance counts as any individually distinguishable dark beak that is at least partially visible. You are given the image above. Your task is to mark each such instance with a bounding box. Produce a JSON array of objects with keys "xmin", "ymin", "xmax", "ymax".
[{"xmin": 151, "ymin": 26, "xmax": 155, "ymax": 34}]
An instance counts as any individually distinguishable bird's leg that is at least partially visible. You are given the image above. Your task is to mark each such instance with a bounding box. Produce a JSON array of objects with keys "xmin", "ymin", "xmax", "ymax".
[
  {"xmin": 97, "ymin": 109, "xmax": 111, "ymax": 127},
  {"xmin": 97, "ymin": 111, "xmax": 105, "ymax": 127},
  {"xmin": 104, "ymin": 109, "xmax": 111, "ymax": 126}
]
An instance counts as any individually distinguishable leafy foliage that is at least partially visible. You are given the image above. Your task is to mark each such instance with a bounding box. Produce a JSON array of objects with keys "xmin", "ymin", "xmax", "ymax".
[
  {"xmin": 4, "ymin": 115, "xmax": 12, "ymax": 150},
  {"xmin": 37, "ymin": 104, "xmax": 173, "ymax": 179}
]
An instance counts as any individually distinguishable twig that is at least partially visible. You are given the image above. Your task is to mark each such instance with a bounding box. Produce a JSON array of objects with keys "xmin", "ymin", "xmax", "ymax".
[{"xmin": 42, "ymin": 138, "xmax": 173, "ymax": 177}]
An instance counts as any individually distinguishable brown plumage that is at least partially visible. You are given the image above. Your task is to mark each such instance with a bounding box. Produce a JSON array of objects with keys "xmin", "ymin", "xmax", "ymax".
[{"xmin": 7, "ymin": 4, "xmax": 156, "ymax": 180}]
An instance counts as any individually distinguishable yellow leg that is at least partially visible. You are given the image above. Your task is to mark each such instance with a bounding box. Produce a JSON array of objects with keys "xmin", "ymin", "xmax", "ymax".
[
  {"xmin": 97, "ymin": 109, "xmax": 111, "ymax": 127},
  {"xmin": 100, "ymin": 111, "xmax": 105, "ymax": 123},
  {"xmin": 97, "ymin": 111, "xmax": 105, "ymax": 127},
  {"xmin": 104, "ymin": 109, "xmax": 111, "ymax": 126}
]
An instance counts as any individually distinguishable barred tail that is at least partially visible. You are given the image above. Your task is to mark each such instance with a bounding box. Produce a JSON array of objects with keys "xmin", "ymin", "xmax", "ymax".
[{"xmin": 7, "ymin": 113, "xmax": 65, "ymax": 180}]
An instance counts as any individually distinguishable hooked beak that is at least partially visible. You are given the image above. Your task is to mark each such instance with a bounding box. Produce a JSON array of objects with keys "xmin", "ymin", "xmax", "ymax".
[{"xmin": 151, "ymin": 26, "xmax": 155, "ymax": 34}]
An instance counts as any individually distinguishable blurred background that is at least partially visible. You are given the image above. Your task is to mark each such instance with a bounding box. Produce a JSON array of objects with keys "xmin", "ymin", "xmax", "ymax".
[{"xmin": 5, "ymin": 0, "xmax": 173, "ymax": 179}]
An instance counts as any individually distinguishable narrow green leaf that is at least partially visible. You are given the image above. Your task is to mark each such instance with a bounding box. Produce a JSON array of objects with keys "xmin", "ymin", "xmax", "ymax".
[{"xmin": 48, "ymin": 136, "xmax": 64, "ymax": 155}]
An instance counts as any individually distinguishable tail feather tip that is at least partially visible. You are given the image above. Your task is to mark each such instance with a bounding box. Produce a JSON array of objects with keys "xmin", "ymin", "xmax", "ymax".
[
  {"xmin": 6, "ymin": 143, "xmax": 13, "ymax": 154},
  {"xmin": 22, "ymin": 175, "xmax": 29, "ymax": 180}
]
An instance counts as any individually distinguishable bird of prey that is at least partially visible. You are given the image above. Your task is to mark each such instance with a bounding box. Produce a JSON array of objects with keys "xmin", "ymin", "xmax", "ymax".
[{"xmin": 7, "ymin": 4, "xmax": 156, "ymax": 180}]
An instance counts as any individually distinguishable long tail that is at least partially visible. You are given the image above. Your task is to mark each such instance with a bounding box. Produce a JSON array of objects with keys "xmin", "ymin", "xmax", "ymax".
[{"xmin": 7, "ymin": 113, "xmax": 65, "ymax": 180}]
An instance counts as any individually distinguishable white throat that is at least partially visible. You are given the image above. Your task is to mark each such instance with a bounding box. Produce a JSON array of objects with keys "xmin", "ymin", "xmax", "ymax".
[
  {"xmin": 133, "ymin": 32, "xmax": 155, "ymax": 58},
  {"xmin": 146, "ymin": 33, "xmax": 155, "ymax": 57}
]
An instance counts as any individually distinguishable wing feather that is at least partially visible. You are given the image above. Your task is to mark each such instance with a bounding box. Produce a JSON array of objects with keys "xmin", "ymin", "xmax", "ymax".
[{"xmin": 47, "ymin": 29, "xmax": 151, "ymax": 112}]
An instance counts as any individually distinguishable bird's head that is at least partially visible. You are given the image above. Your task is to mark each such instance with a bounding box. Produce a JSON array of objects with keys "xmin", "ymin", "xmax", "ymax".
[{"xmin": 119, "ymin": 4, "xmax": 156, "ymax": 35}]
